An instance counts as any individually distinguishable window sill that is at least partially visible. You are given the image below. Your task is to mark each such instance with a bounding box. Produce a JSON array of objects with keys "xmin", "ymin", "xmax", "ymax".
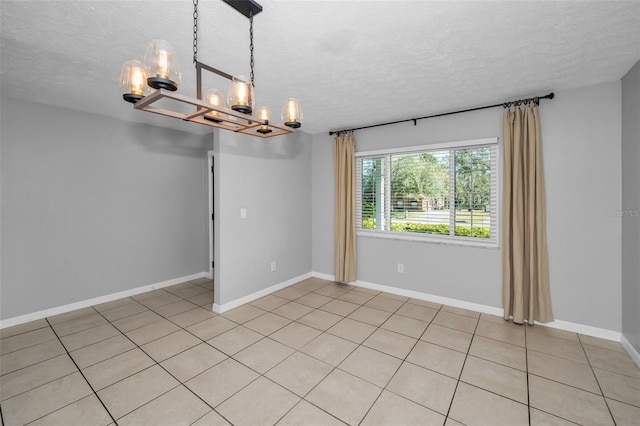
[{"xmin": 356, "ymin": 229, "xmax": 499, "ymax": 249}]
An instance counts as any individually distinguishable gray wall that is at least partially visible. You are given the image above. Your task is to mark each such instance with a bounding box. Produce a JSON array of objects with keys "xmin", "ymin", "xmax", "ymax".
[
  {"xmin": 1, "ymin": 98, "xmax": 211, "ymax": 320},
  {"xmin": 312, "ymin": 81, "xmax": 623, "ymax": 331},
  {"xmin": 214, "ymin": 130, "xmax": 312, "ymax": 306},
  {"xmin": 621, "ymin": 60, "xmax": 640, "ymax": 352}
]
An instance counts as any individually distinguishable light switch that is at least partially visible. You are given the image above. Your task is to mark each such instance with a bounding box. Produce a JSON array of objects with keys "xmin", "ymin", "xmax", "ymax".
[{"xmin": 240, "ymin": 208, "xmax": 247, "ymax": 219}]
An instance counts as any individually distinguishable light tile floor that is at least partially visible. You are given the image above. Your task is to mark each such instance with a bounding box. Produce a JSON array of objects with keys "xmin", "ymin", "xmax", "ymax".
[{"xmin": 1, "ymin": 277, "xmax": 639, "ymax": 425}]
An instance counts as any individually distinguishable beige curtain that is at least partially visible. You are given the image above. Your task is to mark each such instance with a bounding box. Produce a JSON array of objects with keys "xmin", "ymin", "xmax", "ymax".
[
  {"xmin": 502, "ymin": 105, "xmax": 553, "ymax": 324},
  {"xmin": 334, "ymin": 133, "xmax": 357, "ymax": 282}
]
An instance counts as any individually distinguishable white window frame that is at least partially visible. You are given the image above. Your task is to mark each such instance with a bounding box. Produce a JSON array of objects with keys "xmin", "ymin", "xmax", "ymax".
[{"xmin": 355, "ymin": 137, "xmax": 499, "ymax": 249}]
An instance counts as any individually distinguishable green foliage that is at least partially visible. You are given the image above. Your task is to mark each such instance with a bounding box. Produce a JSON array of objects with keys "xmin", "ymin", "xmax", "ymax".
[
  {"xmin": 454, "ymin": 148, "xmax": 491, "ymax": 210},
  {"xmin": 391, "ymin": 152, "xmax": 449, "ymax": 199},
  {"xmin": 391, "ymin": 222, "xmax": 450, "ymax": 235},
  {"xmin": 453, "ymin": 226, "xmax": 491, "ymax": 238},
  {"xmin": 362, "ymin": 219, "xmax": 376, "ymax": 229},
  {"xmin": 362, "ymin": 202, "xmax": 375, "ymax": 220},
  {"xmin": 362, "ymin": 219, "xmax": 490, "ymax": 239}
]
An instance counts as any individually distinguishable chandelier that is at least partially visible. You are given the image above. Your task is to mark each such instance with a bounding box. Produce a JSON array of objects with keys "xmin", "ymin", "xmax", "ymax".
[{"xmin": 119, "ymin": 0, "xmax": 302, "ymax": 138}]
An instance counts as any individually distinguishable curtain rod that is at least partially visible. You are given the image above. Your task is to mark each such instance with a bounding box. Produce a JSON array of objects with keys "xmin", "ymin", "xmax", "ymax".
[{"xmin": 328, "ymin": 92, "xmax": 555, "ymax": 136}]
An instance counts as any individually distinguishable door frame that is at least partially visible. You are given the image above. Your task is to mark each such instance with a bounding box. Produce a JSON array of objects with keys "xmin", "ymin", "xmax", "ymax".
[{"xmin": 208, "ymin": 150, "xmax": 214, "ymax": 278}]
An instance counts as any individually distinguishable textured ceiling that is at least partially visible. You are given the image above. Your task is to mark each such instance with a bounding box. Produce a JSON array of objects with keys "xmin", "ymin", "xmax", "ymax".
[{"xmin": 2, "ymin": 0, "xmax": 640, "ymax": 136}]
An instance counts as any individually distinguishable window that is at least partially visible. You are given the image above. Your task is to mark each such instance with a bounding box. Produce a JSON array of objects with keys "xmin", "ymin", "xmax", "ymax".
[{"xmin": 356, "ymin": 138, "xmax": 498, "ymax": 247}]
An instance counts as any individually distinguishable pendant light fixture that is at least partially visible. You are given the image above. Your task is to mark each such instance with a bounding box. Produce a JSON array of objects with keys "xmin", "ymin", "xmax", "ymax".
[
  {"xmin": 227, "ymin": 75, "xmax": 254, "ymax": 114},
  {"xmin": 120, "ymin": 60, "xmax": 150, "ymax": 103},
  {"xmin": 119, "ymin": 0, "xmax": 302, "ymax": 138},
  {"xmin": 282, "ymin": 98, "xmax": 303, "ymax": 128},
  {"xmin": 143, "ymin": 39, "xmax": 181, "ymax": 91}
]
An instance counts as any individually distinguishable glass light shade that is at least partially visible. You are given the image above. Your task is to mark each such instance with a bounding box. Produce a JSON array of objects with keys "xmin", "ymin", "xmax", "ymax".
[
  {"xmin": 119, "ymin": 60, "xmax": 149, "ymax": 103},
  {"xmin": 143, "ymin": 39, "xmax": 181, "ymax": 91},
  {"xmin": 204, "ymin": 88, "xmax": 224, "ymax": 122},
  {"xmin": 257, "ymin": 106, "xmax": 271, "ymax": 121},
  {"xmin": 227, "ymin": 75, "xmax": 254, "ymax": 114},
  {"xmin": 256, "ymin": 106, "xmax": 272, "ymax": 134},
  {"xmin": 281, "ymin": 98, "xmax": 303, "ymax": 128}
]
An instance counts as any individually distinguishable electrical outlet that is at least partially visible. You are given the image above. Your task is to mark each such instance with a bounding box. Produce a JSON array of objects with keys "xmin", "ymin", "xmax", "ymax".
[
  {"xmin": 270, "ymin": 261, "xmax": 276, "ymax": 272},
  {"xmin": 397, "ymin": 263, "xmax": 404, "ymax": 274},
  {"xmin": 240, "ymin": 208, "xmax": 247, "ymax": 219}
]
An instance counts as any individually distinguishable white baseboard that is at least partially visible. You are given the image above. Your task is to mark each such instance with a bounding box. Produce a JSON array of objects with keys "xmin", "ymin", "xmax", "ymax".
[
  {"xmin": 212, "ymin": 272, "xmax": 313, "ymax": 314},
  {"xmin": 312, "ymin": 272, "xmax": 336, "ymax": 282},
  {"xmin": 0, "ymin": 272, "xmax": 210, "ymax": 329},
  {"xmin": 313, "ymin": 271, "xmax": 502, "ymax": 317},
  {"xmin": 620, "ymin": 333, "xmax": 640, "ymax": 369},
  {"xmin": 356, "ymin": 278, "xmax": 503, "ymax": 317},
  {"xmin": 534, "ymin": 319, "xmax": 621, "ymax": 342},
  {"xmin": 311, "ymin": 271, "xmax": 623, "ymax": 343}
]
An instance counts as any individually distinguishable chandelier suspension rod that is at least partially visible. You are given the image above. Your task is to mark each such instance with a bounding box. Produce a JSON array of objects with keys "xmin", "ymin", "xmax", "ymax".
[
  {"xmin": 249, "ymin": 11, "xmax": 255, "ymax": 87},
  {"xmin": 191, "ymin": 0, "xmax": 249, "ymax": 98},
  {"xmin": 192, "ymin": 0, "xmax": 233, "ymax": 99},
  {"xmin": 193, "ymin": 0, "xmax": 199, "ymax": 64},
  {"xmin": 328, "ymin": 92, "xmax": 555, "ymax": 136}
]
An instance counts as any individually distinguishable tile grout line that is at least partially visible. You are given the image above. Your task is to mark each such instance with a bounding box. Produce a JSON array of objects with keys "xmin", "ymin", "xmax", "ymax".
[
  {"xmin": 86, "ymin": 286, "xmax": 240, "ymax": 424},
  {"xmin": 190, "ymin": 284, "xmax": 355, "ymax": 424},
  {"xmin": 0, "ymin": 322, "xmax": 50, "ymax": 343},
  {"xmin": 524, "ymin": 343, "xmax": 640, "ymax": 392},
  {"xmin": 262, "ymin": 282, "xmax": 600, "ymax": 426},
  {"xmin": 460, "ymin": 322, "xmax": 585, "ymax": 423},
  {"xmin": 161, "ymin": 279, "xmax": 239, "ymax": 426},
  {"xmin": 259, "ymin": 284, "xmax": 407, "ymax": 425},
  {"xmin": 576, "ymin": 334, "xmax": 619, "ymax": 425},
  {"xmin": 154, "ymin": 287, "xmax": 318, "ymax": 420},
  {"xmin": 355, "ymin": 299, "xmax": 445, "ymax": 425},
  {"xmin": 305, "ymin": 299, "xmax": 402, "ymax": 424},
  {"xmin": 228, "ymin": 286, "xmax": 359, "ymax": 424},
  {"xmin": 0, "ymin": 332, "xmax": 59, "ymax": 359},
  {"xmin": 239, "ymin": 285, "xmax": 369, "ymax": 423},
  {"xmin": 61, "ymin": 297, "xmax": 171, "ymax": 368},
  {"xmin": 43, "ymin": 317, "xmax": 118, "ymax": 426},
  {"xmin": 298, "ymin": 288, "xmax": 508, "ymax": 424},
  {"xmin": 525, "ymin": 328, "xmax": 618, "ymax": 425},
  {"xmin": 31, "ymin": 281, "xmax": 215, "ymax": 423},
  {"xmin": 21, "ymin": 283, "xmax": 364, "ymax": 423},
  {"xmin": 350, "ymin": 300, "xmax": 415, "ymax": 425},
  {"xmin": 442, "ymin": 309, "xmax": 480, "ymax": 425},
  {"xmin": 120, "ymin": 280, "xmax": 331, "ymax": 424}
]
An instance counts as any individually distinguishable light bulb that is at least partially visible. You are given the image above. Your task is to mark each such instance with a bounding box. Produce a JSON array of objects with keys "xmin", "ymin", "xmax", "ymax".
[
  {"xmin": 288, "ymin": 101, "xmax": 296, "ymax": 121},
  {"xmin": 256, "ymin": 106, "xmax": 272, "ymax": 134},
  {"xmin": 237, "ymin": 83, "xmax": 247, "ymax": 106},
  {"xmin": 155, "ymin": 50, "xmax": 171, "ymax": 79},
  {"xmin": 258, "ymin": 106, "xmax": 270, "ymax": 121},
  {"xmin": 204, "ymin": 89, "xmax": 224, "ymax": 122},
  {"xmin": 130, "ymin": 67, "xmax": 145, "ymax": 95}
]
